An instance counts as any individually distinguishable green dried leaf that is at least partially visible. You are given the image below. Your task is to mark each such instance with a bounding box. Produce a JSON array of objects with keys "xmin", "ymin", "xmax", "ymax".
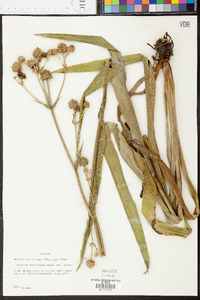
[
  {"xmin": 104, "ymin": 123, "xmax": 149, "ymax": 272},
  {"xmin": 77, "ymin": 218, "xmax": 92, "ymax": 271},
  {"xmin": 107, "ymin": 122, "xmax": 144, "ymax": 180},
  {"xmin": 36, "ymin": 33, "xmax": 118, "ymax": 51},
  {"xmin": 54, "ymin": 54, "xmax": 143, "ymax": 74}
]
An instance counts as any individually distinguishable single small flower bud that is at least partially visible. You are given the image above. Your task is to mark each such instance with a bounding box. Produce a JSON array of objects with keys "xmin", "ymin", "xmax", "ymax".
[
  {"xmin": 79, "ymin": 157, "xmax": 89, "ymax": 167},
  {"xmin": 33, "ymin": 47, "xmax": 43, "ymax": 61},
  {"xmin": 40, "ymin": 69, "xmax": 53, "ymax": 81},
  {"xmin": 68, "ymin": 99, "xmax": 80, "ymax": 112},
  {"xmin": 57, "ymin": 43, "xmax": 68, "ymax": 53},
  {"xmin": 94, "ymin": 251, "xmax": 99, "ymax": 257},
  {"xmin": 86, "ymin": 259, "xmax": 95, "ymax": 269},
  {"xmin": 12, "ymin": 61, "xmax": 22, "ymax": 72},
  {"xmin": 27, "ymin": 59, "xmax": 37, "ymax": 69},
  {"xmin": 68, "ymin": 45, "xmax": 75, "ymax": 53},
  {"xmin": 18, "ymin": 56, "xmax": 25, "ymax": 63},
  {"xmin": 47, "ymin": 49, "xmax": 58, "ymax": 56},
  {"xmin": 84, "ymin": 101, "xmax": 90, "ymax": 109}
]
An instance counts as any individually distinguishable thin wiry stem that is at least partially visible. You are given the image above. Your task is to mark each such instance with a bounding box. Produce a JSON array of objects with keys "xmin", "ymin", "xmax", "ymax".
[
  {"xmin": 54, "ymin": 70, "xmax": 67, "ymax": 107},
  {"xmin": 50, "ymin": 107, "xmax": 96, "ymax": 222},
  {"xmin": 37, "ymin": 74, "xmax": 46, "ymax": 94},
  {"xmin": 20, "ymin": 82, "xmax": 43, "ymax": 103}
]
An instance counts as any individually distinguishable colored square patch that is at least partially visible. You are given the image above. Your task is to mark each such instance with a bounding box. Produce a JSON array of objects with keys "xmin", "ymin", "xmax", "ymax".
[
  {"xmin": 157, "ymin": 0, "xmax": 164, "ymax": 3},
  {"xmin": 187, "ymin": 3, "xmax": 194, "ymax": 10},
  {"xmin": 127, "ymin": 4, "xmax": 135, "ymax": 11},
  {"xmin": 119, "ymin": 4, "xmax": 127, "ymax": 11},
  {"xmin": 105, "ymin": 5, "xmax": 112, "ymax": 12},
  {"xmin": 127, "ymin": 0, "xmax": 134, "ymax": 3},
  {"xmin": 135, "ymin": 0, "xmax": 142, "ymax": 3},
  {"xmin": 142, "ymin": 4, "xmax": 149, "ymax": 10},
  {"xmin": 119, "ymin": 0, "xmax": 127, "ymax": 4},
  {"xmin": 164, "ymin": 3, "xmax": 171, "ymax": 10},
  {"xmin": 112, "ymin": 0, "xmax": 119, "ymax": 4},
  {"xmin": 179, "ymin": 0, "xmax": 186, "ymax": 3},
  {"xmin": 157, "ymin": 4, "xmax": 164, "ymax": 10},
  {"xmin": 171, "ymin": 3, "xmax": 179, "ymax": 10},
  {"xmin": 149, "ymin": 4, "xmax": 157, "ymax": 10},
  {"xmin": 171, "ymin": 0, "xmax": 178, "ymax": 3},
  {"xmin": 135, "ymin": 4, "xmax": 142, "ymax": 10},
  {"xmin": 164, "ymin": 0, "xmax": 171, "ymax": 3},
  {"xmin": 112, "ymin": 5, "xmax": 120, "ymax": 11},
  {"xmin": 149, "ymin": 0, "xmax": 156, "ymax": 3},
  {"xmin": 179, "ymin": 3, "xmax": 187, "ymax": 10},
  {"xmin": 105, "ymin": 0, "xmax": 112, "ymax": 5},
  {"xmin": 142, "ymin": 0, "xmax": 149, "ymax": 3}
]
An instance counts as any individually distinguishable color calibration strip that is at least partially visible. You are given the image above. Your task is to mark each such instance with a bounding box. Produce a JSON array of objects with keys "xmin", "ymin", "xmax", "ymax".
[{"xmin": 102, "ymin": 0, "xmax": 196, "ymax": 13}]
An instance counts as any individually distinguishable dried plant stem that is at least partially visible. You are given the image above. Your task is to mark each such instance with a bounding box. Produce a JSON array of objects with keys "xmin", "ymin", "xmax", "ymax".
[
  {"xmin": 50, "ymin": 108, "xmax": 91, "ymax": 217},
  {"xmin": 50, "ymin": 107, "xmax": 105, "ymax": 255}
]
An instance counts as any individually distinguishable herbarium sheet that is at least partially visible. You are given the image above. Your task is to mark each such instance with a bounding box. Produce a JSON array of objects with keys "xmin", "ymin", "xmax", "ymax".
[{"xmin": 3, "ymin": 15, "xmax": 198, "ymax": 296}]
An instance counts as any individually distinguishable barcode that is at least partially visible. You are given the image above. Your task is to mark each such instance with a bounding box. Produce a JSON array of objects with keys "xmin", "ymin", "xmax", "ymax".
[{"xmin": 95, "ymin": 283, "xmax": 115, "ymax": 291}]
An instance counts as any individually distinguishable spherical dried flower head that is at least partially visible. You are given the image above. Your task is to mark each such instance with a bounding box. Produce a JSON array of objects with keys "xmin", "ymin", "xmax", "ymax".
[
  {"xmin": 27, "ymin": 59, "xmax": 38, "ymax": 69},
  {"xmin": 84, "ymin": 101, "xmax": 90, "ymax": 109},
  {"xmin": 68, "ymin": 45, "xmax": 75, "ymax": 53},
  {"xmin": 40, "ymin": 69, "xmax": 53, "ymax": 81},
  {"xmin": 86, "ymin": 259, "xmax": 95, "ymax": 269},
  {"xmin": 33, "ymin": 47, "xmax": 43, "ymax": 61},
  {"xmin": 47, "ymin": 49, "xmax": 58, "ymax": 56},
  {"xmin": 68, "ymin": 99, "xmax": 80, "ymax": 112},
  {"xmin": 57, "ymin": 43, "xmax": 68, "ymax": 53},
  {"xmin": 79, "ymin": 156, "xmax": 89, "ymax": 167},
  {"xmin": 12, "ymin": 61, "xmax": 22, "ymax": 73},
  {"xmin": 18, "ymin": 56, "xmax": 25, "ymax": 64}
]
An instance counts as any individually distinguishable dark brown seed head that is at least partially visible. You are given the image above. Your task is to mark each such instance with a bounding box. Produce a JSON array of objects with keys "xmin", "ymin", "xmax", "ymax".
[
  {"xmin": 17, "ymin": 71, "xmax": 26, "ymax": 80},
  {"xmin": 154, "ymin": 32, "xmax": 174, "ymax": 60}
]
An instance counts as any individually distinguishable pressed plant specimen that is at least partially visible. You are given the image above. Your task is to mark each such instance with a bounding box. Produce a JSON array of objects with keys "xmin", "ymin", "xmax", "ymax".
[
  {"xmin": 12, "ymin": 42, "xmax": 107, "ymax": 269},
  {"xmin": 12, "ymin": 32, "xmax": 199, "ymax": 272}
]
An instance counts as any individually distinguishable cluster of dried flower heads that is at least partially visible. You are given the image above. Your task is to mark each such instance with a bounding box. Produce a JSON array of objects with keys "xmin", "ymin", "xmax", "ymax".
[
  {"xmin": 12, "ymin": 42, "xmax": 75, "ymax": 86},
  {"xmin": 12, "ymin": 41, "xmax": 99, "ymax": 269}
]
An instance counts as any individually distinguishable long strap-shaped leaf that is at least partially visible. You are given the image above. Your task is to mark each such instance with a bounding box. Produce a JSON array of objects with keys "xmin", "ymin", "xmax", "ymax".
[
  {"xmin": 36, "ymin": 33, "xmax": 118, "ymax": 51},
  {"xmin": 107, "ymin": 121, "xmax": 191, "ymax": 236},
  {"xmin": 54, "ymin": 54, "xmax": 143, "ymax": 74},
  {"xmin": 37, "ymin": 33, "xmax": 143, "ymax": 141},
  {"xmin": 104, "ymin": 123, "xmax": 149, "ymax": 273},
  {"xmin": 75, "ymin": 65, "xmax": 120, "ymax": 160}
]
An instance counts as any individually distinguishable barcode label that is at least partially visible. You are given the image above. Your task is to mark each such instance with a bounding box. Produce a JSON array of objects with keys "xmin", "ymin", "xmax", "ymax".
[
  {"xmin": 96, "ymin": 283, "xmax": 115, "ymax": 291},
  {"xmin": 91, "ymin": 279, "xmax": 122, "ymax": 292}
]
